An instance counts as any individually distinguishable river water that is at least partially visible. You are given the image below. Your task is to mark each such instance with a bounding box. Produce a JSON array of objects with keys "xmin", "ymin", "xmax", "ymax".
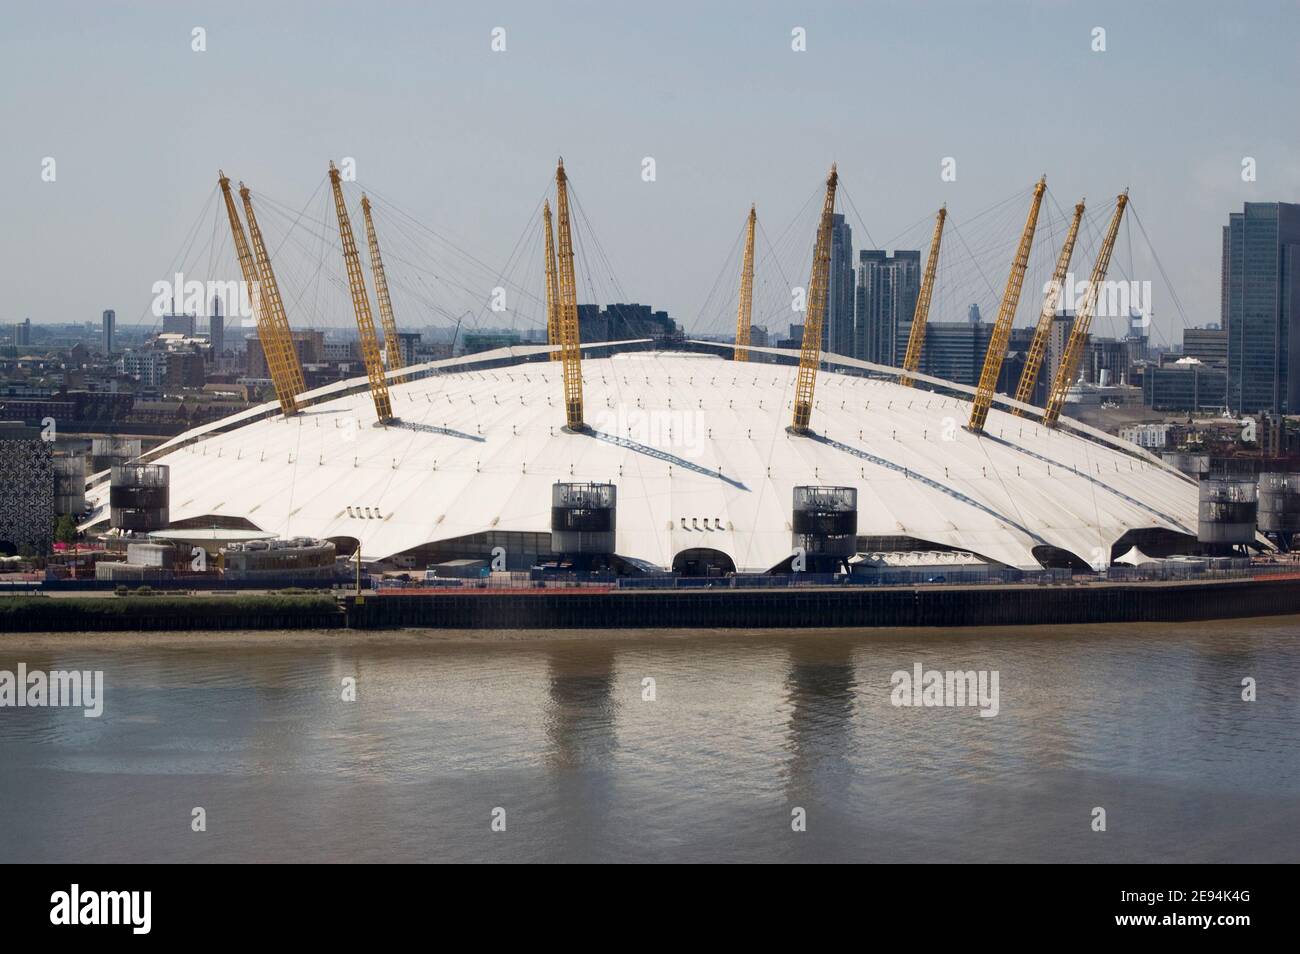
[{"xmin": 1, "ymin": 618, "xmax": 1298, "ymax": 863}]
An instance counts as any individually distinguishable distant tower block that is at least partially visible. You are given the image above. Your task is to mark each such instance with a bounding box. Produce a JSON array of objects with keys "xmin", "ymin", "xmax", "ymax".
[
  {"xmin": 1197, "ymin": 477, "xmax": 1256, "ymax": 550},
  {"xmin": 551, "ymin": 482, "xmax": 617, "ymax": 559},
  {"xmin": 110, "ymin": 464, "xmax": 170, "ymax": 532},
  {"xmin": 102, "ymin": 309, "xmax": 115, "ymax": 355},
  {"xmin": 209, "ymin": 293, "xmax": 224, "ymax": 358},
  {"xmin": 1257, "ymin": 473, "xmax": 1300, "ymax": 550},
  {"xmin": 792, "ymin": 485, "xmax": 858, "ymax": 571}
]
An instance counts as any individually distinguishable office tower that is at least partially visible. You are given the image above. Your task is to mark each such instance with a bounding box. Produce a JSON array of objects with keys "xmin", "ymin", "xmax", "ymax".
[
  {"xmin": 1183, "ymin": 326, "xmax": 1227, "ymax": 367},
  {"xmin": 825, "ymin": 214, "xmax": 855, "ymax": 356},
  {"xmin": 1223, "ymin": 202, "xmax": 1300, "ymax": 412}
]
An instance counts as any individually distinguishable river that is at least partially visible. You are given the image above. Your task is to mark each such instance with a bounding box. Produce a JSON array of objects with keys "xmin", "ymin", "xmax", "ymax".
[{"xmin": 1, "ymin": 618, "xmax": 1298, "ymax": 862}]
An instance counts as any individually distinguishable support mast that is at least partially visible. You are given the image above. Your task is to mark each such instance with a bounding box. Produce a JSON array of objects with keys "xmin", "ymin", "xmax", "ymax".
[
  {"xmin": 900, "ymin": 206, "xmax": 946, "ymax": 387},
  {"xmin": 328, "ymin": 161, "xmax": 394, "ymax": 424},
  {"xmin": 967, "ymin": 177, "xmax": 1046, "ymax": 434},
  {"xmin": 554, "ymin": 159, "xmax": 585, "ymax": 430},
  {"xmin": 542, "ymin": 200, "xmax": 561, "ymax": 362},
  {"xmin": 219, "ymin": 172, "xmax": 304, "ymax": 416},
  {"xmin": 360, "ymin": 195, "xmax": 405, "ymax": 382},
  {"xmin": 791, "ymin": 165, "xmax": 839, "ymax": 433},
  {"xmin": 1043, "ymin": 191, "xmax": 1129, "ymax": 427},
  {"xmin": 1013, "ymin": 199, "xmax": 1085, "ymax": 414},
  {"xmin": 733, "ymin": 205, "xmax": 757, "ymax": 362}
]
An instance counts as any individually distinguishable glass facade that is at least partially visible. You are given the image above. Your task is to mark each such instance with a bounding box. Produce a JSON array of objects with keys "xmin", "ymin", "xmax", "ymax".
[
  {"xmin": 1224, "ymin": 202, "xmax": 1300, "ymax": 413},
  {"xmin": 855, "ymin": 249, "xmax": 920, "ymax": 365}
]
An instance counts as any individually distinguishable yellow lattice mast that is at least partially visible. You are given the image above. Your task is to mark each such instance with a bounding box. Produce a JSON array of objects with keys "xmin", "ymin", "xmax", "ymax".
[
  {"xmin": 553, "ymin": 159, "xmax": 585, "ymax": 430},
  {"xmin": 1013, "ymin": 199, "xmax": 1085, "ymax": 414},
  {"xmin": 360, "ymin": 195, "xmax": 404, "ymax": 382},
  {"xmin": 967, "ymin": 177, "xmax": 1046, "ymax": 434},
  {"xmin": 328, "ymin": 161, "xmax": 394, "ymax": 424},
  {"xmin": 899, "ymin": 205, "xmax": 946, "ymax": 387},
  {"xmin": 1043, "ymin": 191, "xmax": 1129, "ymax": 428},
  {"xmin": 542, "ymin": 200, "xmax": 560, "ymax": 362},
  {"xmin": 791, "ymin": 165, "xmax": 839, "ymax": 433},
  {"xmin": 733, "ymin": 204, "xmax": 757, "ymax": 362},
  {"xmin": 239, "ymin": 184, "xmax": 308, "ymax": 409},
  {"xmin": 217, "ymin": 172, "xmax": 303, "ymax": 417}
]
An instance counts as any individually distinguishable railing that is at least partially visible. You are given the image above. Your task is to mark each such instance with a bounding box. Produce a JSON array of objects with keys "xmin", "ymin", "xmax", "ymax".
[{"xmin": 13, "ymin": 558, "xmax": 1300, "ymax": 597}]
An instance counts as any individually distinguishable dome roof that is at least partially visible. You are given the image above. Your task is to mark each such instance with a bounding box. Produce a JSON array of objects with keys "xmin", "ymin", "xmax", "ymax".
[{"xmin": 83, "ymin": 349, "xmax": 1199, "ymax": 571}]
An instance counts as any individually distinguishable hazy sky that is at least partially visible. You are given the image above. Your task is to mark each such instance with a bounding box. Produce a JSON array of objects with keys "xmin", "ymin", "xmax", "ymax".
[{"xmin": 2, "ymin": 0, "xmax": 1297, "ymax": 346}]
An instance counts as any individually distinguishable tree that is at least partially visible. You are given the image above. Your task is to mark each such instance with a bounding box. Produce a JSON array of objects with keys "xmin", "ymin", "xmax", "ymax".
[{"xmin": 53, "ymin": 514, "xmax": 77, "ymax": 545}]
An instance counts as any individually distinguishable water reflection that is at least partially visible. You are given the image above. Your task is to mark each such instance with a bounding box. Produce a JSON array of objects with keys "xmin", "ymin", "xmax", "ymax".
[
  {"xmin": 780, "ymin": 639, "xmax": 857, "ymax": 807},
  {"xmin": 0, "ymin": 619, "xmax": 1297, "ymax": 862}
]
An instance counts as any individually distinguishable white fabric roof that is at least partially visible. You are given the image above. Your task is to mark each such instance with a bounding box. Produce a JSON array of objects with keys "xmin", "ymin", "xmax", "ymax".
[{"xmin": 83, "ymin": 351, "xmax": 1200, "ymax": 571}]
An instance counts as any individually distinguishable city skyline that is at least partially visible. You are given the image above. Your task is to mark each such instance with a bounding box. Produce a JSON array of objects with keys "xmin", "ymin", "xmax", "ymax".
[{"xmin": 2, "ymin": 1, "xmax": 1298, "ymax": 349}]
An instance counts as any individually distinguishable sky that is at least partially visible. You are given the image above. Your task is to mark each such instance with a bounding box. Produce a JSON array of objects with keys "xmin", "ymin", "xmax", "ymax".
[{"xmin": 2, "ymin": 0, "xmax": 1298, "ymax": 347}]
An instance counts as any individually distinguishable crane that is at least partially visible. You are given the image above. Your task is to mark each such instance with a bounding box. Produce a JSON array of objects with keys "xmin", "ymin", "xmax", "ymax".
[
  {"xmin": 967, "ymin": 177, "xmax": 1046, "ymax": 434},
  {"xmin": 542, "ymin": 200, "xmax": 560, "ymax": 362},
  {"xmin": 328, "ymin": 161, "xmax": 394, "ymax": 424},
  {"xmin": 791, "ymin": 164, "xmax": 839, "ymax": 433},
  {"xmin": 899, "ymin": 206, "xmax": 946, "ymax": 387},
  {"xmin": 553, "ymin": 159, "xmax": 585, "ymax": 431},
  {"xmin": 217, "ymin": 172, "xmax": 303, "ymax": 417},
  {"xmin": 360, "ymin": 195, "xmax": 405, "ymax": 382},
  {"xmin": 1043, "ymin": 191, "xmax": 1129, "ymax": 427},
  {"xmin": 733, "ymin": 204, "xmax": 757, "ymax": 362},
  {"xmin": 1013, "ymin": 199, "xmax": 1085, "ymax": 414}
]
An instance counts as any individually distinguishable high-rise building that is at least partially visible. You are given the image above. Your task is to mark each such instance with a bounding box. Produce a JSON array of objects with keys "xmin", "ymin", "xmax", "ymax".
[
  {"xmin": 1047, "ymin": 312, "xmax": 1076, "ymax": 388},
  {"xmin": 1183, "ymin": 326, "xmax": 1227, "ymax": 367},
  {"xmin": 854, "ymin": 250, "xmax": 920, "ymax": 365},
  {"xmin": 1144, "ymin": 361, "xmax": 1228, "ymax": 412},
  {"xmin": 162, "ymin": 311, "xmax": 196, "ymax": 337},
  {"xmin": 102, "ymin": 309, "xmax": 115, "ymax": 354},
  {"xmin": 923, "ymin": 321, "xmax": 993, "ymax": 387},
  {"xmin": 1223, "ymin": 202, "xmax": 1300, "ymax": 413},
  {"xmin": 825, "ymin": 214, "xmax": 855, "ymax": 357},
  {"xmin": 14, "ymin": 318, "xmax": 32, "ymax": 347},
  {"xmin": 575, "ymin": 303, "xmax": 678, "ymax": 344},
  {"xmin": 246, "ymin": 330, "xmax": 323, "ymax": 378},
  {"xmin": 208, "ymin": 294, "xmax": 224, "ymax": 358}
]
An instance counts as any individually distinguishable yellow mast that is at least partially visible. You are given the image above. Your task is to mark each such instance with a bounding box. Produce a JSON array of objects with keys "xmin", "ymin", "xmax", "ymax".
[
  {"xmin": 733, "ymin": 204, "xmax": 757, "ymax": 362},
  {"xmin": 219, "ymin": 173, "xmax": 304, "ymax": 416},
  {"xmin": 328, "ymin": 161, "xmax": 394, "ymax": 424},
  {"xmin": 899, "ymin": 205, "xmax": 946, "ymax": 387},
  {"xmin": 791, "ymin": 164, "xmax": 839, "ymax": 433},
  {"xmin": 360, "ymin": 195, "xmax": 405, "ymax": 383},
  {"xmin": 1043, "ymin": 191, "xmax": 1129, "ymax": 427},
  {"xmin": 542, "ymin": 200, "xmax": 561, "ymax": 362},
  {"xmin": 554, "ymin": 159, "xmax": 585, "ymax": 430},
  {"xmin": 967, "ymin": 177, "xmax": 1046, "ymax": 434},
  {"xmin": 1013, "ymin": 198, "xmax": 1085, "ymax": 414}
]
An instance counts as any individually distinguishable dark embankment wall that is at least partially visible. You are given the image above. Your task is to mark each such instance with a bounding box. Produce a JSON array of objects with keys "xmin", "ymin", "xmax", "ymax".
[
  {"xmin": 346, "ymin": 578, "xmax": 1300, "ymax": 629},
  {"xmin": 0, "ymin": 594, "xmax": 345, "ymax": 632}
]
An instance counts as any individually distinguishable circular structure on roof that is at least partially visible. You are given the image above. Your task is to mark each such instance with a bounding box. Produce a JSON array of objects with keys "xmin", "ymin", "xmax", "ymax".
[{"xmin": 82, "ymin": 349, "xmax": 1204, "ymax": 572}]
